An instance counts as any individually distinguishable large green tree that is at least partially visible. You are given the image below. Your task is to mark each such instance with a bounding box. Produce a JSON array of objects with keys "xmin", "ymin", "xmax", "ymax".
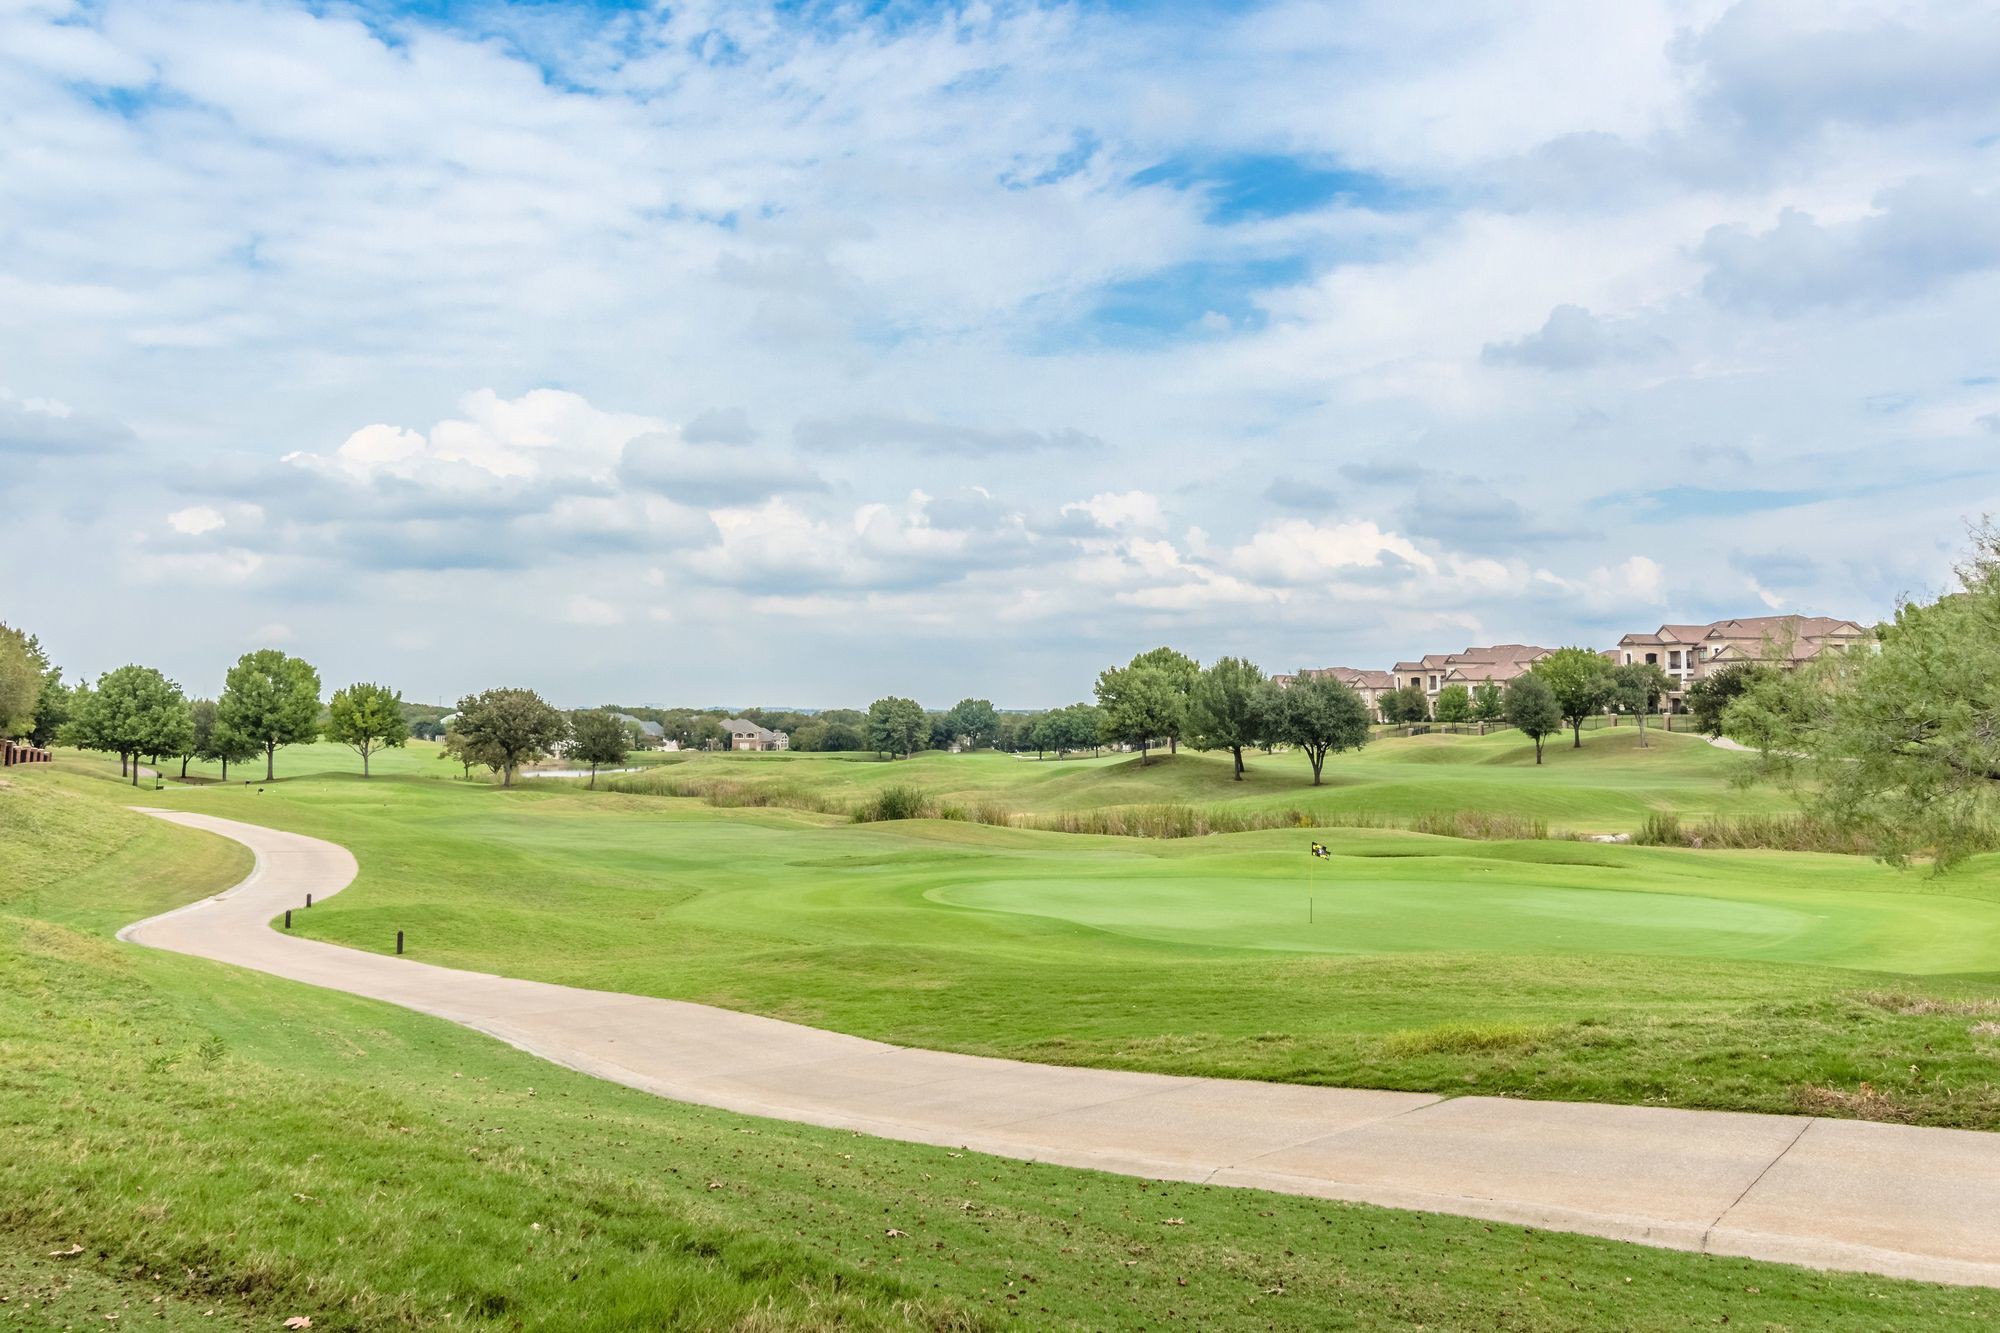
[
  {"xmin": 1686, "ymin": 662, "xmax": 1768, "ymax": 739},
  {"xmin": 1504, "ymin": 674, "xmax": 1563, "ymax": 764},
  {"xmin": 1729, "ymin": 529, "xmax": 2000, "ymax": 870},
  {"xmin": 1609, "ymin": 662, "xmax": 1675, "ymax": 748},
  {"xmin": 218, "ymin": 649, "xmax": 322, "ymax": 781},
  {"xmin": 326, "ymin": 682, "xmax": 410, "ymax": 777},
  {"xmin": 567, "ymin": 709, "xmax": 630, "ymax": 788},
  {"xmin": 0, "ymin": 624, "xmax": 41, "ymax": 738},
  {"xmin": 1384, "ymin": 682, "xmax": 1430, "ymax": 724},
  {"xmin": 944, "ymin": 698, "xmax": 1000, "ymax": 751},
  {"xmin": 453, "ymin": 687, "xmax": 570, "ymax": 787},
  {"xmin": 1189, "ymin": 657, "xmax": 1274, "ymax": 780},
  {"xmin": 1094, "ymin": 664, "xmax": 1184, "ymax": 765},
  {"xmin": 1471, "ymin": 680, "xmax": 1506, "ymax": 724},
  {"xmin": 196, "ymin": 703, "xmax": 261, "ymax": 781},
  {"xmin": 1433, "ymin": 683, "xmax": 1472, "ymax": 724},
  {"xmin": 66, "ymin": 665, "xmax": 193, "ymax": 785},
  {"xmin": 1128, "ymin": 647, "xmax": 1198, "ymax": 753},
  {"xmin": 1273, "ymin": 673, "xmax": 1371, "ymax": 785},
  {"xmin": 865, "ymin": 696, "xmax": 929, "ymax": 758},
  {"xmin": 1532, "ymin": 647, "xmax": 1613, "ymax": 748}
]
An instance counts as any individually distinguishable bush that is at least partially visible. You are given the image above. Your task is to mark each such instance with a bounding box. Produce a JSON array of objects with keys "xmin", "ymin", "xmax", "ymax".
[
  {"xmin": 853, "ymin": 785, "xmax": 936, "ymax": 823},
  {"xmin": 1635, "ymin": 812, "xmax": 1686, "ymax": 847}
]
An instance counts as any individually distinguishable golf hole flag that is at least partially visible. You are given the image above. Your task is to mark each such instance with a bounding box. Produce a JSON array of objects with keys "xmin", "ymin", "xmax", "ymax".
[{"xmin": 1310, "ymin": 842, "xmax": 1331, "ymax": 859}]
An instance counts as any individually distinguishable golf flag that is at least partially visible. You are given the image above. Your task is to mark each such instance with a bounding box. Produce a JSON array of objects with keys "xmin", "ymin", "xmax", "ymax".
[{"xmin": 1310, "ymin": 842, "xmax": 1330, "ymax": 859}]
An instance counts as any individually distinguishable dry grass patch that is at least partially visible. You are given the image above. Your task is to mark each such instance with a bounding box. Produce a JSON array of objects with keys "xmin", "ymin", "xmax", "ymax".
[{"xmin": 1861, "ymin": 992, "xmax": 2000, "ymax": 1018}]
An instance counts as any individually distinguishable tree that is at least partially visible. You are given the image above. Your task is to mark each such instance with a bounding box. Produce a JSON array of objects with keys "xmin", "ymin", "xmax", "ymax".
[
  {"xmin": 1272, "ymin": 673, "xmax": 1370, "ymax": 785},
  {"xmin": 865, "ymin": 696, "xmax": 928, "ymax": 758},
  {"xmin": 945, "ymin": 698, "xmax": 1000, "ymax": 751},
  {"xmin": 198, "ymin": 705, "xmax": 260, "ymax": 781},
  {"xmin": 1471, "ymin": 680, "xmax": 1505, "ymax": 724},
  {"xmin": 326, "ymin": 682, "xmax": 410, "ymax": 777},
  {"xmin": 1385, "ymin": 682, "xmax": 1430, "ymax": 724},
  {"xmin": 1504, "ymin": 674, "xmax": 1563, "ymax": 764},
  {"xmin": 30, "ymin": 669, "xmax": 73, "ymax": 747},
  {"xmin": 0, "ymin": 624, "xmax": 40, "ymax": 738},
  {"xmin": 1609, "ymin": 662, "xmax": 1674, "ymax": 748},
  {"xmin": 1095, "ymin": 664, "xmax": 1184, "ymax": 765},
  {"xmin": 1433, "ymin": 683, "xmax": 1472, "ymax": 724},
  {"xmin": 1532, "ymin": 647, "xmax": 1613, "ymax": 749},
  {"xmin": 217, "ymin": 649, "xmax": 322, "ymax": 781},
  {"xmin": 453, "ymin": 687, "xmax": 569, "ymax": 786},
  {"xmin": 440, "ymin": 721, "xmax": 499, "ymax": 780},
  {"xmin": 1128, "ymin": 647, "xmax": 1198, "ymax": 753},
  {"xmin": 65, "ymin": 665, "xmax": 193, "ymax": 785},
  {"xmin": 567, "ymin": 709, "xmax": 630, "ymax": 788},
  {"xmin": 1190, "ymin": 657, "xmax": 1273, "ymax": 780},
  {"xmin": 183, "ymin": 699, "xmax": 217, "ymax": 779},
  {"xmin": 1686, "ymin": 662, "xmax": 1768, "ymax": 739},
  {"xmin": 1731, "ymin": 527, "xmax": 2000, "ymax": 870}
]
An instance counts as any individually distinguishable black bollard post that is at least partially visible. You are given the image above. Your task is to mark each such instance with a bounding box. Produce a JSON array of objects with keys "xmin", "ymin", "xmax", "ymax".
[
  {"xmin": 305, "ymin": 893, "xmax": 312, "ymax": 908},
  {"xmin": 396, "ymin": 929, "xmax": 404, "ymax": 956},
  {"xmin": 284, "ymin": 909, "xmax": 292, "ymax": 930}
]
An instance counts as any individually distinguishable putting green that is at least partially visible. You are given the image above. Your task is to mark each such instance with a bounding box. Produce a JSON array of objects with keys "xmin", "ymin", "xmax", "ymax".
[{"xmin": 930, "ymin": 859, "xmax": 2000, "ymax": 974}]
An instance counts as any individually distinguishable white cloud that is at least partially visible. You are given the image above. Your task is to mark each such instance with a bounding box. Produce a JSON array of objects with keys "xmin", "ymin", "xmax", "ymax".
[
  {"xmin": 168, "ymin": 504, "xmax": 224, "ymax": 535},
  {"xmin": 1062, "ymin": 491, "xmax": 1166, "ymax": 533},
  {"xmin": 1227, "ymin": 519, "xmax": 1435, "ymax": 584}
]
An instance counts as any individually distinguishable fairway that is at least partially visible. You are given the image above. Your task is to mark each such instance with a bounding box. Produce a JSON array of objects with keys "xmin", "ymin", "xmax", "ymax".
[{"xmin": 932, "ymin": 857, "xmax": 2000, "ymax": 973}]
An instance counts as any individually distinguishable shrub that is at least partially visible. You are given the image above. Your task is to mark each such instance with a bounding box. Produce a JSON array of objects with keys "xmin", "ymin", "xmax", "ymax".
[
  {"xmin": 854, "ymin": 785, "xmax": 936, "ymax": 823},
  {"xmin": 1634, "ymin": 812, "xmax": 1686, "ymax": 846}
]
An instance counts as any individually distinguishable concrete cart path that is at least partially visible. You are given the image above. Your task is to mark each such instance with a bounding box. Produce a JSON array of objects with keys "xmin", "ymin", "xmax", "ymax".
[{"xmin": 121, "ymin": 809, "xmax": 2000, "ymax": 1289}]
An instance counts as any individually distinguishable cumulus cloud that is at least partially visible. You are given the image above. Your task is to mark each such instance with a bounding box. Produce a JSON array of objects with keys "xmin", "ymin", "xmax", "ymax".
[
  {"xmin": 1698, "ymin": 183, "xmax": 2000, "ymax": 314},
  {"xmin": 1226, "ymin": 518, "xmax": 1434, "ymax": 584},
  {"xmin": 167, "ymin": 505, "xmax": 225, "ymax": 535},
  {"xmin": 1481, "ymin": 304, "xmax": 1668, "ymax": 370}
]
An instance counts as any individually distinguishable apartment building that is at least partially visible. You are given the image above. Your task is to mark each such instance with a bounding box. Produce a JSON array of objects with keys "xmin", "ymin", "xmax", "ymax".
[
  {"xmin": 1389, "ymin": 644, "xmax": 1552, "ymax": 703},
  {"xmin": 1271, "ymin": 666, "xmax": 1397, "ymax": 719},
  {"xmin": 1614, "ymin": 614, "xmax": 1868, "ymax": 701}
]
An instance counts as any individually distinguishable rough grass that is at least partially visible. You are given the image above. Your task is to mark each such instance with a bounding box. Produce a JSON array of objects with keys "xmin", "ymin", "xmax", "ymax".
[{"xmin": 14, "ymin": 766, "xmax": 1998, "ymax": 1328}]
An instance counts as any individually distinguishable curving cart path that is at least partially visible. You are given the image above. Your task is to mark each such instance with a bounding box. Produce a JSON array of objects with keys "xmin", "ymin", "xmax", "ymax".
[{"xmin": 121, "ymin": 809, "xmax": 2000, "ymax": 1289}]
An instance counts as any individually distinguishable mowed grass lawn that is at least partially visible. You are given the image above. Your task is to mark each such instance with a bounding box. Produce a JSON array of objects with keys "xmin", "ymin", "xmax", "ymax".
[
  {"xmin": 131, "ymin": 729, "xmax": 2000, "ymax": 1132},
  {"xmin": 16, "ymin": 766, "xmax": 2000, "ymax": 1328},
  {"xmin": 605, "ymin": 726, "xmax": 1800, "ymax": 832}
]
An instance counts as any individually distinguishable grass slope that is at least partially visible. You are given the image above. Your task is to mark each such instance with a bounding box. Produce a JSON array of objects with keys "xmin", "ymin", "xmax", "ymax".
[
  {"xmin": 604, "ymin": 728, "xmax": 1797, "ymax": 833},
  {"xmin": 128, "ymin": 751, "xmax": 2000, "ymax": 1131},
  {"xmin": 12, "ymin": 766, "xmax": 1998, "ymax": 1328}
]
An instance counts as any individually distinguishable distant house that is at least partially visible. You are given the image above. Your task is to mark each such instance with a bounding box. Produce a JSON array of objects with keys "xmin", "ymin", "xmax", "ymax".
[
  {"xmin": 610, "ymin": 712, "xmax": 670, "ymax": 749},
  {"xmin": 1272, "ymin": 667, "xmax": 1397, "ymax": 720},
  {"xmin": 721, "ymin": 718, "xmax": 789, "ymax": 752},
  {"xmin": 1614, "ymin": 614, "xmax": 1867, "ymax": 706}
]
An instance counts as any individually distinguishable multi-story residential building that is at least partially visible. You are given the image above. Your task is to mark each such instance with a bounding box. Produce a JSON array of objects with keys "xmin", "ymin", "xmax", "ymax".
[
  {"xmin": 1613, "ymin": 614, "xmax": 1867, "ymax": 703},
  {"xmin": 1271, "ymin": 666, "xmax": 1397, "ymax": 720},
  {"xmin": 722, "ymin": 718, "xmax": 791, "ymax": 752},
  {"xmin": 1389, "ymin": 644, "xmax": 1552, "ymax": 703}
]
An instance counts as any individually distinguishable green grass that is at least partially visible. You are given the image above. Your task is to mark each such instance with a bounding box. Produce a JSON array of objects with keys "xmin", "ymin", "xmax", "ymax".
[
  {"xmin": 602, "ymin": 728, "xmax": 1797, "ymax": 834},
  {"xmin": 15, "ymin": 765, "xmax": 2000, "ymax": 1327},
  {"xmin": 96, "ymin": 731, "xmax": 2000, "ymax": 1132}
]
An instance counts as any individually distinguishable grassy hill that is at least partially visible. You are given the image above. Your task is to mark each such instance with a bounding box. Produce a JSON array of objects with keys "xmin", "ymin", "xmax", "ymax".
[
  {"xmin": 601, "ymin": 728, "xmax": 1797, "ymax": 834},
  {"xmin": 11, "ymin": 762, "xmax": 1994, "ymax": 1327}
]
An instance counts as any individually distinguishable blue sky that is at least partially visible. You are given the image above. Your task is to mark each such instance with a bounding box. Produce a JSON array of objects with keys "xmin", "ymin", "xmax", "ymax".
[{"xmin": 3, "ymin": 0, "xmax": 1998, "ymax": 708}]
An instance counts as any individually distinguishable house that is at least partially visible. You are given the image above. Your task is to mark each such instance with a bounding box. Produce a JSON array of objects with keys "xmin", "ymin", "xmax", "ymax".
[
  {"xmin": 610, "ymin": 712, "xmax": 669, "ymax": 749},
  {"xmin": 1272, "ymin": 667, "xmax": 1398, "ymax": 720},
  {"xmin": 1389, "ymin": 644, "xmax": 1552, "ymax": 703},
  {"xmin": 1613, "ymin": 614, "xmax": 1867, "ymax": 705},
  {"xmin": 721, "ymin": 718, "xmax": 790, "ymax": 752}
]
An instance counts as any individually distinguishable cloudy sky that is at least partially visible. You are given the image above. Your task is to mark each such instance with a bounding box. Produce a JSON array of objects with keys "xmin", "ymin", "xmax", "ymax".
[{"xmin": 3, "ymin": 0, "xmax": 1996, "ymax": 709}]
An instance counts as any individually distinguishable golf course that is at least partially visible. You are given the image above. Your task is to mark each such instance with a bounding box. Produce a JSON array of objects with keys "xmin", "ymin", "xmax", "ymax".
[{"xmin": 107, "ymin": 728, "xmax": 2000, "ymax": 1128}]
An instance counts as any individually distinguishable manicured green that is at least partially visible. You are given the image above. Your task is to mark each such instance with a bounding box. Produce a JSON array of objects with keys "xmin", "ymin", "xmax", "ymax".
[
  {"xmin": 116, "ymin": 732, "xmax": 2000, "ymax": 1132},
  {"xmin": 14, "ymin": 763, "xmax": 1998, "ymax": 1329}
]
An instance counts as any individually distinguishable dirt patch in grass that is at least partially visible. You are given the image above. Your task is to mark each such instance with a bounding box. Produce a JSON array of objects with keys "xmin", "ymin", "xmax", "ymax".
[{"xmin": 1794, "ymin": 1081, "xmax": 1925, "ymax": 1123}]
